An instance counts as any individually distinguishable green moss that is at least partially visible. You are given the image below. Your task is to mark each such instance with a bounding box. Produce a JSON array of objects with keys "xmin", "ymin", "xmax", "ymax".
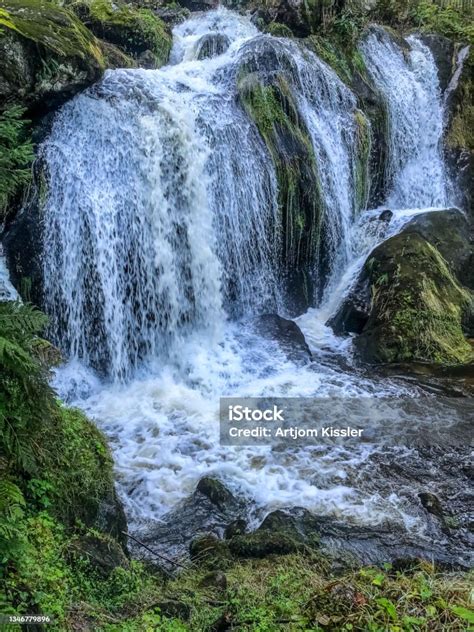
[
  {"xmin": 73, "ymin": 0, "xmax": 172, "ymax": 66},
  {"xmin": 265, "ymin": 21, "xmax": 294, "ymax": 38},
  {"xmin": 40, "ymin": 406, "xmax": 115, "ymax": 526},
  {"xmin": 354, "ymin": 108, "xmax": 371, "ymax": 211},
  {"xmin": 357, "ymin": 233, "xmax": 473, "ymax": 364},
  {"xmin": 239, "ymin": 74, "xmax": 324, "ymax": 281},
  {"xmin": 305, "ymin": 34, "xmax": 352, "ymax": 83},
  {"xmin": 0, "ymin": 0, "xmax": 104, "ymax": 67}
]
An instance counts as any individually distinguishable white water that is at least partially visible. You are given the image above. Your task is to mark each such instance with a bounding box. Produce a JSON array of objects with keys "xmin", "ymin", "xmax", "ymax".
[
  {"xmin": 42, "ymin": 11, "xmax": 454, "ymax": 535},
  {"xmin": 360, "ymin": 28, "xmax": 448, "ymax": 209}
]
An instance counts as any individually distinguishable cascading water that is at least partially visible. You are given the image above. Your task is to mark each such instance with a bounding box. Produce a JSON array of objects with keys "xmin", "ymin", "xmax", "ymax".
[
  {"xmin": 40, "ymin": 10, "xmax": 459, "ymax": 542},
  {"xmin": 360, "ymin": 28, "xmax": 449, "ymax": 209}
]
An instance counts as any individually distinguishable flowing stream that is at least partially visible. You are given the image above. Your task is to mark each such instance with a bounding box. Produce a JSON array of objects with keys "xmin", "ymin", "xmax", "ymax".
[{"xmin": 38, "ymin": 10, "xmax": 461, "ymax": 546}]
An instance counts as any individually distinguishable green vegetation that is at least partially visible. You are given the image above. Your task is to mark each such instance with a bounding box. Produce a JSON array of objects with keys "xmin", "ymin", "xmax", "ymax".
[
  {"xmin": 0, "ymin": 106, "xmax": 34, "ymax": 221},
  {"xmin": 0, "ymin": 0, "xmax": 104, "ymax": 66},
  {"xmin": 356, "ymin": 233, "xmax": 474, "ymax": 364},
  {"xmin": 238, "ymin": 75, "xmax": 323, "ymax": 280}
]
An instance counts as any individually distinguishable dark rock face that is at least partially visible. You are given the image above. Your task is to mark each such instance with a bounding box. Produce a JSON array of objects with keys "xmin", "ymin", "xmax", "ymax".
[
  {"xmin": 179, "ymin": 0, "xmax": 219, "ymax": 11},
  {"xmin": 226, "ymin": 0, "xmax": 317, "ymax": 37},
  {"xmin": 71, "ymin": 0, "xmax": 172, "ymax": 68},
  {"xmin": 419, "ymin": 34, "xmax": 456, "ymax": 94},
  {"xmin": 237, "ymin": 39, "xmax": 325, "ymax": 313},
  {"xmin": 197, "ymin": 476, "xmax": 237, "ymax": 510},
  {"xmin": 196, "ymin": 33, "xmax": 230, "ymax": 59},
  {"xmin": 139, "ymin": 477, "xmax": 246, "ymax": 564},
  {"xmin": 255, "ymin": 313, "xmax": 312, "ymax": 362},
  {"xmin": 328, "ymin": 274, "xmax": 371, "ymax": 336}
]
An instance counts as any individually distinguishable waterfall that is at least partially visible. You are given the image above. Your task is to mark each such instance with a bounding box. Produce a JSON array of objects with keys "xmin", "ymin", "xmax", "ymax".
[
  {"xmin": 360, "ymin": 28, "xmax": 449, "ymax": 209},
  {"xmin": 37, "ymin": 10, "xmax": 461, "ymax": 530},
  {"xmin": 42, "ymin": 9, "xmax": 361, "ymax": 379}
]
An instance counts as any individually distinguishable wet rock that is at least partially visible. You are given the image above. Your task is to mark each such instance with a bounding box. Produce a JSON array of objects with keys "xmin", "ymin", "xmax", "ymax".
[
  {"xmin": 379, "ymin": 209, "xmax": 393, "ymax": 222},
  {"xmin": 139, "ymin": 478, "xmax": 245, "ymax": 564},
  {"xmin": 72, "ymin": 0, "xmax": 172, "ymax": 68},
  {"xmin": 353, "ymin": 232, "xmax": 473, "ymax": 364},
  {"xmin": 419, "ymin": 34, "xmax": 456, "ymax": 94},
  {"xmin": 237, "ymin": 46, "xmax": 325, "ymax": 312},
  {"xmin": 190, "ymin": 535, "xmax": 231, "ymax": 565},
  {"xmin": 226, "ymin": 0, "xmax": 318, "ymax": 37},
  {"xmin": 179, "ymin": 0, "xmax": 219, "ymax": 11},
  {"xmin": 199, "ymin": 570, "xmax": 228, "ymax": 590},
  {"xmin": 196, "ymin": 33, "xmax": 230, "ymax": 59},
  {"xmin": 154, "ymin": 5, "xmax": 191, "ymax": 26},
  {"xmin": 255, "ymin": 314, "xmax": 312, "ymax": 362},
  {"xmin": 327, "ymin": 274, "xmax": 371, "ymax": 336},
  {"xmin": 224, "ymin": 518, "xmax": 248, "ymax": 539},
  {"xmin": 418, "ymin": 492, "xmax": 445, "ymax": 520},
  {"xmin": 197, "ymin": 477, "xmax": 237, "ymax": 511},
  {"xmin": 68, "ymin": 534, "xmax": 129, "ymax": 577}
]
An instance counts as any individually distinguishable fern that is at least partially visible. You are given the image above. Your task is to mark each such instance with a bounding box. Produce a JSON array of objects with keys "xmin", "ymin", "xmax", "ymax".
[{"xmin": 0, "ymin": 105, "xmax": 34, "ymax": 220}]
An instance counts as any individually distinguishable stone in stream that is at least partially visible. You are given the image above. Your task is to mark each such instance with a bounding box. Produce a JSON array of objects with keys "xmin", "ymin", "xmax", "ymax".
[{"xmin": 255, "ymin": 313, "xmax": 312, "ymax": 362}]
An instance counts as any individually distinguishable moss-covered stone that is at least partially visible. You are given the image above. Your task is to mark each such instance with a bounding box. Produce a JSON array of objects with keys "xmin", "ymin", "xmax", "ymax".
[
  {"xmin": 72, "ymin": 0, "xmax": 172, "ymax": 67},
  {"xmin": 354, "ymin": 108, "xmax": 371, "ymax": 210},
  {"xmin": 41, "ymin": 406, "xmax": 127, "ymax": 541},
  {"xmin": 355, "ymin": 232, "xmax": 473, "ymax": 365},
  {"xmin": 238, "ymin": 66, "xmax": 324, "ymax": 314},
  {"xmin": 265, "ymin": 21, "xmax": 294, "ymax": 38},
  {"xmin": 0, "ymin": 0, "xmax": 105, "ymax": 111}
]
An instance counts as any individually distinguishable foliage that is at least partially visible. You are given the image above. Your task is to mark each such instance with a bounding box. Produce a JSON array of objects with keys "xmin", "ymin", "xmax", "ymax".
[
  {"xmin": 0, "ymin": 107, "xmax": 34, "ymax": 221},
  {"xmin": 409, "ymin": 0, "xmax": 474, "ymax": 44},
  {"xmin": 0, "ymin": 301, "xmax": 53, "ymax": 473}
]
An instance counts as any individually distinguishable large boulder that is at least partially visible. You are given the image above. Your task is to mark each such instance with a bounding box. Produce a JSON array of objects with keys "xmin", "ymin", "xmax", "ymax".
[
  {"xmin": 0, "ymin": 0, "xmax": 105, "ymax": 113},
  {"xmin": 353, "ymin": 232, "xmax": 473, "ymax": 365}
]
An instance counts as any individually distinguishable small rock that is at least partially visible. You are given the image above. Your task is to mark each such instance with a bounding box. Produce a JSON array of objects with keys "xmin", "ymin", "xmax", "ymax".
[
  {"xmin": 418, "ymin": 492, "xmax": 445, "ymax": 519},
  {"xmin": 379, "ymin": 209, "xmax": 393, "ymax": 221},
  {"xmin": 199, "ymin": 570, "xmax": 228, "ymax": 591},
  {"xmin": 189, "ymin": 534, "xmax": 228, "ymax": 561},
  {"xmin": 196, "ymin": 477, "xmax": 235, "ymax": 510},
  {"xmin": 228, "ymin": 530, "xmax": 302, "ymax": 558}
]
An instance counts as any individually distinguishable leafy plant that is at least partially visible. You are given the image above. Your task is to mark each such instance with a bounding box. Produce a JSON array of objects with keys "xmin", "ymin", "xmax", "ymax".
[{"xmin": 0, "ymin": 106, "xmax": 34, "ymax": 220}]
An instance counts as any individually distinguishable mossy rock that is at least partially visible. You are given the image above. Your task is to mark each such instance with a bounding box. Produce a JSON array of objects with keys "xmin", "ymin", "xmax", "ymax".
[
  {"xmin": 41, "ymin": 406, "xmax": 127, "ymax": 542},
  {"xmin": 238, "ymin": 55, "xmax": 324, "ymax": 314},
  {"xmin": 355, "ymin": 232, "xmax": 473, "ymax": 365},
  {"xmin": 265, "ymin": 21, "xmax": 294, "ymax": 38},
  {"xmin": 0, "ymin": 0, "xmax": 105, "ymax": 111},
  {"xmin": 228, "ymin": 530, "xmax": 303, "ymax": 558},
  {"xmin": 71, "ymin": 0, "xmax": 172, "ymax": 67}
]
